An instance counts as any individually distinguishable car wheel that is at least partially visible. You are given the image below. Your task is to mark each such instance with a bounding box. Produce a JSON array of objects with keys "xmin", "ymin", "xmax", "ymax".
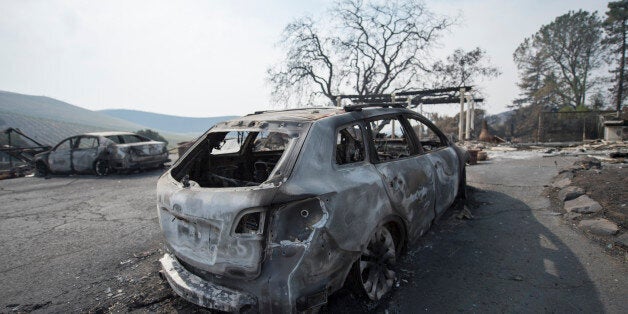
[
  {"xmin": 350, "ymin": 224, "xmax": 401, "ymax": 301},
  {"xmin": 93, "ymin": 160, "xmax": 110, "ymax": 176},
  {"xmin": 35, "ymin": 161, "xmax": 49, "ymax": 177},
  {"xmin": 457, "ymin": 167, "xmax": 467, "ymax": 200}
]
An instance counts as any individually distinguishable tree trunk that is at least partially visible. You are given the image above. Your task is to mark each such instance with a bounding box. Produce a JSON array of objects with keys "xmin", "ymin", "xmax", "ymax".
[{"xmin": 617, "ymin": 18, "xmax": 626, "ymax": 118}]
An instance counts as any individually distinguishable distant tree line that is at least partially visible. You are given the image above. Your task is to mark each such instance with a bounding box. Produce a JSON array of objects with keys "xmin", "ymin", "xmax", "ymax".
[{"xmin": 513, "ymin": 1, "xmax": 628, "ymax": 117}]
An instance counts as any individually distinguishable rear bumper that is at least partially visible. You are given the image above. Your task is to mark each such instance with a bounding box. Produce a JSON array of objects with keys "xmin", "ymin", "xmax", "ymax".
[{"xmin": 159, "ymin": 253, "xmax": 257, "ymax": 312}]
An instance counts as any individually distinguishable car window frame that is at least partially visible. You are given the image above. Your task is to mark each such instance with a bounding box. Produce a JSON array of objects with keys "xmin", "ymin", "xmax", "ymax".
[
  {"xmin": 332, "ymin": 121, "xmax": 370, "ymax": 169},
  {"xmin": 402, "ymin": 114, "xmax": 451, "ymax": 154},
  {"xmin": 53, "ymin": 137, "xmax": 77, "ymax": 151},
  {"xmin": 364, "ymin": 114, "xmax": 421, "ymax": 164},
  {"xmin": 76, "ymin": 136, "xmax": 100, "ymax": 150}
]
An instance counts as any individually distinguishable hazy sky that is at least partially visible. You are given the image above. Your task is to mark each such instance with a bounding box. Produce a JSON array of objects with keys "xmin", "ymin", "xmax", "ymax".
[{"xmin": 0, "ymin": 0, "xmax": 608, "ymax": 117}]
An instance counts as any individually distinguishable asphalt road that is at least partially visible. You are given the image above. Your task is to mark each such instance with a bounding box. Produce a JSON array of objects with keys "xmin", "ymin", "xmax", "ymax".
[{"xmin": 0, "ymin": 153, "xmax": 626, "ymax": 313}]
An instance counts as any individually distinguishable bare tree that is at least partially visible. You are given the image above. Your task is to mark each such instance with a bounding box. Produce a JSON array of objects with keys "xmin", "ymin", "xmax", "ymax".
[
  {"xmin": 431, "ymin": 47, "xmax": 501, "ymax": 90},
  {"xmin": 268, "ymin": 0, "xmax": 453, "ymax": 107}
]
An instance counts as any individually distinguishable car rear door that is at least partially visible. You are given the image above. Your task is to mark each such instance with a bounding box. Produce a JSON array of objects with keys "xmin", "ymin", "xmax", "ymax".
[
  {"xmin": 367, "ymin": 116, "xmax": 437, "ymax": 241},
  {"xmin": 48, "ymin": 137, "xmax": 76, "ymax": 173},
  {"xmin": 72, "ymin": 136, "xmax": 100, "ymax": 173},
  {"xmin": 406, "ymin": 116, "xmax": 460, "ymax": 217}
]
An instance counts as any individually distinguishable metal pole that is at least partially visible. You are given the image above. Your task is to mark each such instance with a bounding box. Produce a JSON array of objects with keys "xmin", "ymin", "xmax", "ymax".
[
  {"xmin": 459, "ymin": 88, "xmax": 465, "ymax": 142},
  {"xmin": 582, "ymin": 117, "xmax": 586, "ymax": 142},
  {"xmin": 8, "ymin": 131, "xmax": 13, "ymax": 170}
]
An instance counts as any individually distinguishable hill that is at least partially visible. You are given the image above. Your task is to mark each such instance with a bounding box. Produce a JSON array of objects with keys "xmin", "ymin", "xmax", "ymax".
[
  {"xmin": 99, "ymin": 109, "xmax": 237, "ymax": 135},
  {"xmin": 0, "ymin": 90, "xmax": 192, "ymax": 147}
]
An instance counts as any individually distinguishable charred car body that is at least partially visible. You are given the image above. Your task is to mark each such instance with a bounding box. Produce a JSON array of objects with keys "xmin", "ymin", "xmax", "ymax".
[
  {"xmin": 157, "ymin": 106, "xmax": 467, "ymax": 312},
  {"xmin": 34, "ymin": 132, "xmax": 169, "ymax": 176}
]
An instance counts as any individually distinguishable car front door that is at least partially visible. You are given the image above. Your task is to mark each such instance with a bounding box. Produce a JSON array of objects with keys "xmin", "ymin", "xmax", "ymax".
[
  {"xmin": 406, "ymin": 116, "xmax": 460, "ymax": 217},
  {"xmin": 72, "ymin": 136, "xmax": 100, "ymax": 173},
  {"xmin": 368, "ymin": 116, "xmax": 437, "ymax": 241},
  {"xmin": 48, "ymin": 137, "xmax": 76, "ymax": 173}
]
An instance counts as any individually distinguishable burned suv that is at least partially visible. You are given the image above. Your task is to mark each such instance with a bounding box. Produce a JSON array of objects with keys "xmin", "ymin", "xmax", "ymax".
[{"xmin": 157, "ymin": 106, "xmax": 467, "ymax": 312}]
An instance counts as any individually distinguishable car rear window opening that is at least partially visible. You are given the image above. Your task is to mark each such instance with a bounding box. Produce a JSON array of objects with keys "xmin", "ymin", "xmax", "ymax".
[{"xmin": 172, "ymin": 130, "xmax": 293, "ymax": 188}]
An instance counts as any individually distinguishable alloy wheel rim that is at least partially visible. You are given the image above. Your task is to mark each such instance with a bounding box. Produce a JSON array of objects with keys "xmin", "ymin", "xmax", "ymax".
[
  {"xmin": 359, "ymin": 226, "xmax": 396, "ymax": 300},
  {"xmin": 95, "ymin": 161, "xmax": 108, "ymax": 176}
]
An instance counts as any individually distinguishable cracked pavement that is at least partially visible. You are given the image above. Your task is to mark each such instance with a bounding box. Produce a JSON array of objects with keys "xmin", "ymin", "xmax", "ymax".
[
  {"xmin": 0, "ymin": 172, "xmax": 165, "ymax": 313},
  {"xmin": 0, "ymin": 154, "xmax": 626, "ymax": 313}
]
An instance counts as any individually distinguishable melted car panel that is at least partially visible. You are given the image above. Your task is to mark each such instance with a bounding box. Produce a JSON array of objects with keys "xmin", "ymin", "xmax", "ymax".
[{"xmin": 157, "ymin": 107, "xmax": 467, "ymax": 312}]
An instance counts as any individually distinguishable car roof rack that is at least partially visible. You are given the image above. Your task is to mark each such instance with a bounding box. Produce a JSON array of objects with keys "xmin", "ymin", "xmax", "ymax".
[
  {"xmin": 249, "ymin": 106, "xmax": 336, "ymax": 116},
  {"xmin": 337, "ymin": 86, "xmax": 483, "ymax": 111},
  {"xmin": 343, "ymin": 102, "xmax": 408, "ymax": 112}
]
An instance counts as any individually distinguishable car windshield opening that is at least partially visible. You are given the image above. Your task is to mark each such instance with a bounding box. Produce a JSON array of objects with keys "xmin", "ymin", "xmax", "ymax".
[{"xmin": 172, "ymin": 130, "xmax": 293, "ymax": 188}]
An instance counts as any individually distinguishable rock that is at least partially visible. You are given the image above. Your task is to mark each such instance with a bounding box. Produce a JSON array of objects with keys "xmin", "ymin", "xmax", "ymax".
[
  {"xmin": 558, "ymin": 186, "xmax": 585, "ymax": 202},
  {"xmin": 558, "ymin": 165, "xmax": 581, "ymax": 174},
  {"xmin": 456, "ymin": 206, "xmax": 474, "ymax": 220},
  {"xmin": 573, "ymin": 157, "xmax": 601, "ymax": 170},
  {"xmin": 564, "ymin": 212, "xmax": 582, "ymax": 220},
  {"xmin": 615, "ymin": 234, "xmax": 628, "ymax": 248},
  {"xmin": 578, "ymin": 218, "xmax": 619, "ymax": 236},
  {"xmin": 552, "ymin": 178, "xmax": 572, "ymax": 189},
  {"xmin": 555, "ymin": 171, "xmax": 574, "ymax": 181},
  {"xmin": 564, "ymin": 195, "xmax": 602, "ymax": 214},
  {"xmin": 477, "ymin": 151, "xmax": 488, "ymax": 161}
]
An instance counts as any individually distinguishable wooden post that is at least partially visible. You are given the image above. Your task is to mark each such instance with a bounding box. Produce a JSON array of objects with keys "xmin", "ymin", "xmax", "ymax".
[
  {"xmin": 470, "ymin": 99, "xmax": 475, "ymax": 135},
  {"xmin": 537, "ymin": 114, "xmax": 542, "ymax": 143},
  {"xmin": 391, "ymin": 93, "xmax": 396, "ymax": 139},
  {"xmin": 465, "ymin": 95, "xmax": 472, "ymax": 140},
  {"xmin": 459, "ymin": 88, "xmax": 465, "ymax": 142}
]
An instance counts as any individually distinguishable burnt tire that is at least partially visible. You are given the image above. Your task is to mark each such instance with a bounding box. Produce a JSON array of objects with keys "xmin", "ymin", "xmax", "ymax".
[
  {"xmin": 457, "ymin": 167, "xmax": 467, "ymax": 200},
  {"xmin": 35, "ymin": 161, "xmax": 49, "ymax": 177},
  {"xmin": 348, "ymin": 223, "xmax": 403, "ymax": 302},
  {"xmin": 93, "ymin": 160, "xmax": 110, "ymax": 176}
]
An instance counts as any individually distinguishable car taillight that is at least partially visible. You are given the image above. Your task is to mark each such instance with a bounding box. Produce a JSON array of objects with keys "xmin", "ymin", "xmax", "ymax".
[{"xmin": 234, "ymin": 211, "xmax": 265, "ymax": 235}]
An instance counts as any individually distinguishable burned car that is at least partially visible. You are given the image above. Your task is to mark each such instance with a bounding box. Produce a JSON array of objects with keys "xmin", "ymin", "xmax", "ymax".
[
  {"xmin": 34, "ymin": 131, "xmax": 169, "ymax": 176},
  {"xmin": 157, "ymin": 106, "xmax": 467, "ymax": 312}
]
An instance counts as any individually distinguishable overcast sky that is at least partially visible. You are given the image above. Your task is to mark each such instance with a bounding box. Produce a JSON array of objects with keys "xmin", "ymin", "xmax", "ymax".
[{"xmin": 0, "ymin": 0, "xmax": 608, "ymax": 117}]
